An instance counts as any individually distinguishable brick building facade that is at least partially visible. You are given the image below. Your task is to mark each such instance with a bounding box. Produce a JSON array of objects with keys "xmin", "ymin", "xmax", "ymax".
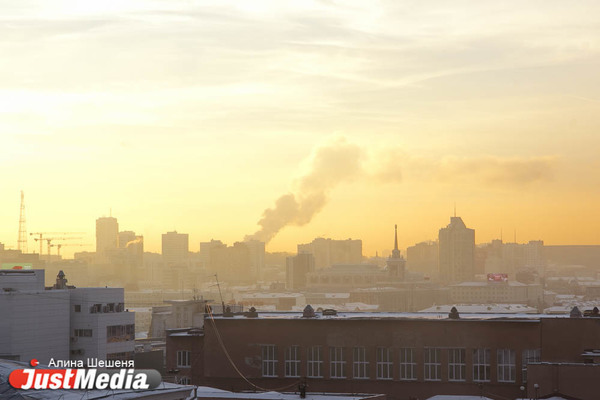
[{"xmin": 167, "ymin": 310, "xmax": 600, "ymax": 399}]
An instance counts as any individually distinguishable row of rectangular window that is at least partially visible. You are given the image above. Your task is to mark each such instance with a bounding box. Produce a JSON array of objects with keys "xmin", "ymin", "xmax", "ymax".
[
  {"xmin": 87, "ymin": 303, "xmax": 125, "ymax": 313},
  {"xmin": 262, "ymin": 345, "xmax": 540, "ymax": 383}
]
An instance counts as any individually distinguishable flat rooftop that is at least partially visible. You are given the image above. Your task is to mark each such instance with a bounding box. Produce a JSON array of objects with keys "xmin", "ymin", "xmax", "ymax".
[
  {"xmin": 209, "ymin": 310, "xmax": 572, "ymax": 321},
  {"xmin": 194, "ymin": 386, "xmax": 384, "ymax": 400}
]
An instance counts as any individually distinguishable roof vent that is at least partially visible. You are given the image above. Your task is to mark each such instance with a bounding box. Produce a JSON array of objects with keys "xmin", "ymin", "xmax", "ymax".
[
  {"xmin": 302, "ymin": 305, "xmax": 316, "ymax": 318},
  {"xmin": 448, "ymin": 306, "xmax": 460, "ymax": 319},
  {"xmin": 245, "ymin": 307, "xmax": 258, "ymax": 318},
  {"xmin": 322, "ymin": 309, "xmax": 337, "ymax": 316},
  {"xmin": 570, "ymin": 306, "xmax": 582, "ymax": 318},
  {"xmin": 223, "ymin": 306, "xmax": 234, "ymax": 317}
]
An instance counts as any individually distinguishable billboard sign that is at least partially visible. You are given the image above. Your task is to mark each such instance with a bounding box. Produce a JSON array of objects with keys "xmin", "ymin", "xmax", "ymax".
[
  {"xmin": 487, "ymin": 273, "xmax": 508, "ymax": 282},
  {"xmin": 1, "ymin": 263, "xmax": 33, "ymax": 270}
]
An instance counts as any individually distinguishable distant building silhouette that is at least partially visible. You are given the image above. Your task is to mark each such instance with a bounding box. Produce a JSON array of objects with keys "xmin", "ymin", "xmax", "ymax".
[
  {"xmin": 477, "ymin": 239, "xmax": 546, "ymax": 277},
  {"xmin": 244, "ymin": 239, "xmax": 265, "ymax": 280},
  {"xmin": 297, "ymin": 238, "xmax": 362, "ymax": 269},
  {"xmin": 407, "ymin": 240, "xmax": 438, "ymax": 278},
  {"xmin": 202, "ymin": 240, "xmax": 265, "ymax": 284},
  {"xmin": 118, "ymin": 231, "xmax": 136, "ymax": 249},
  {"xmin": 286, "ymin": 253, "xmax": 315, "ymax": 290},
  {"xmin": 162, "ymin": 231, "xmax": 189, "ymax": 266},
  {"xmin": 439, "ymin": 216, "xmax": 475, "ymax": 283},
  {"xmin": 386, "ymin": 224, "xmax": 406, "ymax": 280},
  {"xmin": 96, "ymin": 216, "xmax": 119, "ymax": 264},
  {"xmin": 199, "ymin": 239, "xmax": 224, "ymax": 270}
]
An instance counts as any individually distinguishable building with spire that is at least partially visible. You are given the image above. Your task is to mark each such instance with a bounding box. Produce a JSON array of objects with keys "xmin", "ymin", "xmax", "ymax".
[{"xmin": 386, "ymin": 224, "xmax": 406, "ymax": 280}]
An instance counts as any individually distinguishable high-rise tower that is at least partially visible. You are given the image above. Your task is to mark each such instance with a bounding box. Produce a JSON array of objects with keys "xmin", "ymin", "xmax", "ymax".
[
  {"xmin": 17, "ymin": 190, "xmax": 27, "ymax": 253},
  {"xmin": 96, "ymin": 216, "xmax": 119, "ymax": 264},
  {"xmin": 439, "ymin": 216, "xmax": 475, "ymax": 283},
  {"xmin": 162, "ymin": 231, "xmax": 189, "ymax": 266}
]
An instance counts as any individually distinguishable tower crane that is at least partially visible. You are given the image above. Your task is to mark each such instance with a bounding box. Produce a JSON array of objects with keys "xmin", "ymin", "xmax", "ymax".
[
  {"xmin": 51, "ymin": 243, "xmax": 92, "ymax": 258},
  {"xmin": 45, "ymin": 237, "xmax": 83, "ymax": 260},
  {"xmin": 29, "ymin": 232, "xmax": 85, "ymax": 260}
]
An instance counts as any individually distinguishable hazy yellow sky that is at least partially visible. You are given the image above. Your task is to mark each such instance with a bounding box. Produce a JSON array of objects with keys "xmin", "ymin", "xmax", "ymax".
[{"xmin": 1, "ymin": 0, "xmax": 600, "ymax": 257}]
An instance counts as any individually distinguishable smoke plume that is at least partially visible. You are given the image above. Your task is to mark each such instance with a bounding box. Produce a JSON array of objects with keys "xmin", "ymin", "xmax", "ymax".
[
  {"xmin": 245, "ymin": 138, "xmax": 557, "ymax": 244},
  {"xmin": 245, "ymin": 137, "xmax": 363, "ymax": 243}
]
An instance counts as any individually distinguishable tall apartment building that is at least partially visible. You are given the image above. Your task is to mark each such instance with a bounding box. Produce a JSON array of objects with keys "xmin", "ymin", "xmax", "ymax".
[
  {"xmin": 201, "ymin": 240, "xmax": 265, "ymax": 284},
  {"xmin": 286, "ymin": 253, "xmax": 315, "ymax": 290},
  {"xmin": 245, "ymin": 240, "xmax": 266, "ymax": 280},
  {"xmin": 199, "ymin": 239, "xmax": 224, "ymax": 269},
  {"xmin": 96, "ymin": 216, "xmax": 119, "ymax": 264},
  {"xmin": 117, "ymin": 230, "xmax": 144, "ymax": 268},
  {"xmin": 439, "ymin": 216, "xmax": 475, "ymax": 283},
  {"xmin": 162, "ymin": 231, "xmax": 189, "ymax": 266},
  {"xmin": 478, "ymin": 240, "xmax": 546, "ymax": 277},
  {"xmin": 297, "ymin": 238, "xmax": 362, "ymax": 269},
  {"xmin": 406, "ymin": 241, "xmax": 438, "ymax": 278}
]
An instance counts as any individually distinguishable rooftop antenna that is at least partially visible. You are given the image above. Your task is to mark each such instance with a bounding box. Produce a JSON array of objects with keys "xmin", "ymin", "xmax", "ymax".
[
  {"xmin": 18, "ymin": 190, "xmax": 27, "ymax": 253},
  {"xmin": 214, "ymin": 274, "xmax": 225, "ymax": 313},
  {"xmin": 500, "ymin": 228, "xmax": 503, "ymax": 242},
  {"xmin": 453, "ymin": 202, "xmax": 456, "ymax": 217},
  {"xmin": 514, "ymin": 229, "xmax": 517, "ymax": 244}
]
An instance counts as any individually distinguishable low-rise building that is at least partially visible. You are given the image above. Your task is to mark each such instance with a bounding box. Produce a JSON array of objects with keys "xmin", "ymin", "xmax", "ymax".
[
  {"xmin": 449, "ymin": 280, "xmax": 543, "ymax": 306},
  {"xmin": 306, "ymin": 264, "xmax": 387, "ymax": 290},
  {"xmin": 167, "ymin": 307, "xmax": 600, "ymax": 400},
  {"xmin": 0, "ymin": 269, "xmax": 134, "ymax": 364}
]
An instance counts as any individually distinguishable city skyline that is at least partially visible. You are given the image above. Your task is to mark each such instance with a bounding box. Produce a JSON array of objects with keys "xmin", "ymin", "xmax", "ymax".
[
  {"xmin": 2, "ymin": 1, "xmax": 600, "ymax": 256},
  {"xmin": 0, "ymin": 206, "xmax": 591, "ymax": 259}
]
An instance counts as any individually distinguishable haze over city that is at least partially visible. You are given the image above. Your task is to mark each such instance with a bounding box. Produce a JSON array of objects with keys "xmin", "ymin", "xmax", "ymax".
[
  {"xmin": 1, "ymin": 1, "xmax": 600, "ymax": 257},
  {"xmin": 5, "ymin": 2, "xmax": 600, "ymax": 400}
]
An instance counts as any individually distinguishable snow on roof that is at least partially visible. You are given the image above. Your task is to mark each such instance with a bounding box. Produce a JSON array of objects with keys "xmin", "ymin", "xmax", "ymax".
[
  {"xmin": 128, "ymin": 307, "xmax": 152, "ymax": 313},
  {"xmin": 291, "ymin": 303, "xmax": 379, "ymax": 312},
  {"xmin": 212, "ymin": 311, "xmax": 564, "ymax": 321},
  {"xmin": 192, "ymin": 386, "xmax": 382, "ymax": 400},
  {"xmin": 451, "ymin": 281, "xmax": 527, "ymax": 287},
  {"xmin": 426, "ymin": 396, "xmax": 494, "ymax": 400},
  {"xmin": 419, "ymin": 304, "xmax": 537, "ymax": 314},
  {"xmin": 325, "ymin": 293, "xmax": 350, "ymax": 298},
  {"xmin": 135, "ymin": 331, "xmax": 149, "ymax": 339},
  {"xmin": 515, "ymin": 398, "xmax": 571, "ymax": 400},
  {"xmin": 239, "ymin": 293, "xmax": 304, "ymax": 299},
  {"xmin": 352, "ymin": 287, "xmax": 400, "ymax": 292}
]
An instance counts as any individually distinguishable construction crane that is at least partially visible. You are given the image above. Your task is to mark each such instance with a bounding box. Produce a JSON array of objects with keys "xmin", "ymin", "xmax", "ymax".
[
  {"xmin": 29, "ymin": 232, "xmax": 85, "ymax": 260},
  {"xmin": 45, "ymin": 237, "xmax": 84, "ymax": 260},
  {"xmin": 51, "ymin": 243, "xmax": 92, "ymax": 258}
]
